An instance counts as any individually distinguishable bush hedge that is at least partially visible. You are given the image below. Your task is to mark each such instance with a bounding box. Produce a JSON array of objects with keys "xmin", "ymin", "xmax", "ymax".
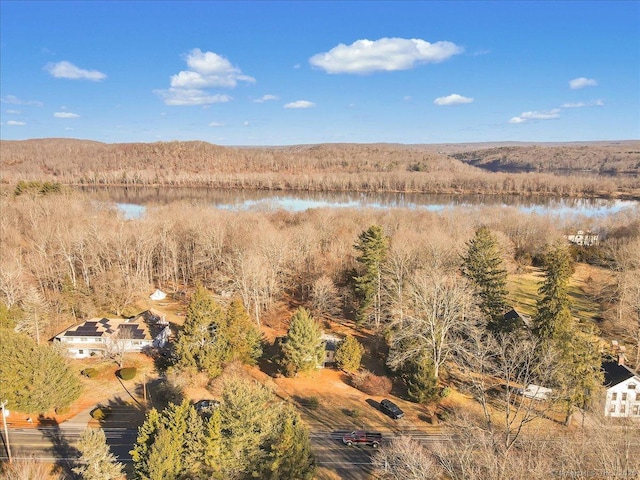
[
  {"xmin": 350, "ymin": 370, "xmax": 392, "ymax": 396},
  {"xmin": 81, "ymin": 368, "xmax": 98, "ymax": 378},
  {"xmin": 117, "ymin": 367, "xmax": 137, "ymax": 380}
]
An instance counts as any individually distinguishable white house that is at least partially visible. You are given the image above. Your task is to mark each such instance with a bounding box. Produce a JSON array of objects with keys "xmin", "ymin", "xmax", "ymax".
[
  {"xmin": 602, "ymin": 358, "xmax": 640, "ymax": 418},
  {"xmin": 53, "ymin": 309, "xmax": 170, "ymax": 359},
  {"xmin": 567, "ymin": 230, "xmax": 599, "ymax": 246}
]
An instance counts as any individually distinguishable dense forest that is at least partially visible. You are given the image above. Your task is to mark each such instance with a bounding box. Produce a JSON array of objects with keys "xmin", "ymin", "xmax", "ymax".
[{"xmin": 1, "ymin": 139, "xmax": 639, "ymax": 198}]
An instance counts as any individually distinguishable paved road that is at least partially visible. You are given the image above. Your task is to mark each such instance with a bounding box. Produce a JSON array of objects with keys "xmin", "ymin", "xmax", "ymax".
[
  {"xmin": 1, "ymin": 425, "xmax": 448, "ymax": 479},
  {"xmin": 312, "ymin": 431, "xmax": 376, "ymax": 479},
  {"xmin": 0, "ymin": 426, "xmax": 137, "ymax": 462}
]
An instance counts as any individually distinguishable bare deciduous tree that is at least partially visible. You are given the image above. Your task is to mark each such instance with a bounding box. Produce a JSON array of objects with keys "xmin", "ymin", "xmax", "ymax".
[
  {"xmin": 311, "ymin": 275, "xmax": 340, "ymax": 318},
  {"xmin": 452, "ymin": 326, "xmax": 562, "ymax": 453},
  {"xmin": 372, "ymin": 436, "xmax": 438, "ymax": 480},
  {"xmin": 388, "ymin": 271, "xmax": 473, "ymax": 379},
  {"xmin": 0, "ymin": 456, "xmax": 63, "ymax": 480}
]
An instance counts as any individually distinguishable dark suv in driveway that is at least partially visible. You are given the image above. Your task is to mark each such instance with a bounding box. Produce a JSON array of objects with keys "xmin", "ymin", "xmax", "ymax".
[{"xmin": 380, "ymin": 399, "xmax": 404, "ymax": 419}]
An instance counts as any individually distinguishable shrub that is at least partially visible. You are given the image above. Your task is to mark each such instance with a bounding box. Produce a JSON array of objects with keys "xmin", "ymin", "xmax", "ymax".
[
  {"xmin": 118, "ymin": 367, "xmax": 137, "ymax": 380},
  {"xmin": 350, "ymin": 370, "xmax": 392, "ymax": 396},
  {"xmin": 91, "ymin": 407, "xmax": 112, "ymax": 421},
  {"xmin": 440, "ymin": 386, "xmax": 451, "ymax": 398},
  {"xmin": 81, "ymin": 368, "xmax": 98, "ymax": 378},
  {"xmin": 306, "ymin": 396, "xmax": 320, "ymax": 410},
  {"xmin": 342, "ymin": 408, "xmax": 361, "ymax": 418}
]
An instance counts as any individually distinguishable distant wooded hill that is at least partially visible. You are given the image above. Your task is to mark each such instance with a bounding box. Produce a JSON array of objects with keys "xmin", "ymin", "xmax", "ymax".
[{"xmin": 1, "ymin": 139, "xmax": 639, "ymax": 197}]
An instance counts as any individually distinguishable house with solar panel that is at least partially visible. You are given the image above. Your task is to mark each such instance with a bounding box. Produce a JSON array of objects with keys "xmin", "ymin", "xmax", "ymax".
[{"xmin": 52, "ymin": 309, "xmax": 171, "ymax": 359}]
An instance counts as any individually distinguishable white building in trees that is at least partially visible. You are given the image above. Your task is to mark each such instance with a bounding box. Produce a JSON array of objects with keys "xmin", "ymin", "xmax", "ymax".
[{"xmin": 602, "ymin": 356, "xmax": 640, "ymax": 418}]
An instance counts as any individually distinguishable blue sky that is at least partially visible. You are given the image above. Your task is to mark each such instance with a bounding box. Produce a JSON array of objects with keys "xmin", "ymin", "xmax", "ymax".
[{"xmin": 1, "ymin": 1, "xmax": 638, "ymax": 146}]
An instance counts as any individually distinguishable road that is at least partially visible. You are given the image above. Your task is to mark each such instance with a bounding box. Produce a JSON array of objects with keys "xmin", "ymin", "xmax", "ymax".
[{"xmin": 0, "ymin": 426, "xmax": 447, "ymax": 479}]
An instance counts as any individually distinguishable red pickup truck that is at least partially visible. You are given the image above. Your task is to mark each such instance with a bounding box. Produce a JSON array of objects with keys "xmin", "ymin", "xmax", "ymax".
[{"xmin": 342, "ymin": 430, "xmax": 382, "ymax": 448}]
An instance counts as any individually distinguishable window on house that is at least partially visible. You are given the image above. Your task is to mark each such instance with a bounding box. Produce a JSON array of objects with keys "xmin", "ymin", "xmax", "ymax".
[
  {"xmin": 629, "ymin": 384, "xmax": 636, "ymax": 389},
  {"xmin": 81, "ymin": 337, "xmax": 87, "ymax": 342},
  {"xmin": 611, "ymin": 392, "xmax": 617, "ymax": 401},
  {"xmin": 622, "ymin": 393, "xmax": 628, "ymax": 401},
  {"xmin": 78, "ymin": 349, "xmax": 84, "ymax": 355},
  {"xmin": 632, "ymin": 405, "xmax": 639, "ymax": 416},
  {"xmin": 609, "ymin": 404, "xmax": 616, "ymax": 413}
]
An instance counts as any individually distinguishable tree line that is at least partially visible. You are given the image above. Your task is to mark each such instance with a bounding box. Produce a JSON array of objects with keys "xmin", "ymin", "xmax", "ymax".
[{"xmin": 2, "ymin": 139, "xmax": 639, "ymax": 198}]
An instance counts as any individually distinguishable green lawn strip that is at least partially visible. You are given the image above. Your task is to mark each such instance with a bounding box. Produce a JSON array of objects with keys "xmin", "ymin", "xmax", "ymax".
[{"xmin": 507, "ymin": 267, "xmax": 602, "ymax": 324}]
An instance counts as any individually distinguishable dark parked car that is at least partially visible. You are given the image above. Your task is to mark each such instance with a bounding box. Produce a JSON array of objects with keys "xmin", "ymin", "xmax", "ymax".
[
  {"xmin": 194, "ymin": 399, "xmax": 220, "ymax": 414},
  {"xmin": 380, "ymin": 399, "xmax": 404, "ymax": 419}
]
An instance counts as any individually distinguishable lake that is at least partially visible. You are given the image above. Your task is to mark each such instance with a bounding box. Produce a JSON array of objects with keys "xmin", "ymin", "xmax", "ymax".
[{"xmin": 75, "ymin": 186, "xmax": 639, "ymax": 219}]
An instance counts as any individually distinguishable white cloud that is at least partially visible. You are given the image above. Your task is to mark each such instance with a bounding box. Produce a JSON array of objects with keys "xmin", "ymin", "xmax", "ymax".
[
  {"xmin": 159, "ymin": 49, "xmax": 253, "ymax": 106},
  {"xmin": 209, "ymin": 121, "xmax": 224, "ymax": 127},
  {"xmin": 171, "ymin": 49, "xmax": 254, "ymax": 88},
  {"xmin": 403, "ymin": 96, "xmax": 412, "ymax": 101},
  {"xmin": 6, "ymin": 109, "xmax": 21, "ymax": 114},
  {"xmin": 45, "ymin": 61, "xmax": 106, "ymax": 81},
  {"xmin": 309, "ymin": 37, "xmax": 463, "ymax": 74},
  {"xmin": 561, "ymin": 99, "xmax": 604, "ymax": 108},
  {"xmin": 434, "ymin": 93, "xmax": 474, "ymax": 106},
  {"xmin": 569, "ymin": 77, "xmax": 597, "ymax": 89},
  {"xmin": 154, "ymin": 88, "xmax": 232, "ymax": 106},
  {"xmin": 1, "ymin": 95, "xmax": 43, "ymax": 106},
  {"xmin": 6, "ymin": 120, "xmax": 26, "ymax": 126},
  {"xmin": 54, "ymin": 111, "xmax": 80, "ymax": 118},
  {"xmin": 243, "ymin": 121, "xmax": 250, "ymax": 126},
  {"xmin": 510, "ymin": 108, "xmax": 561, "ymax": 124},
  {"xmin": 284, "ymin": 100, "xmax": 316, "ymax": 109},
  {"xmin": 254, "ymin": 94, "xmax": 279, "ymax": 103}
]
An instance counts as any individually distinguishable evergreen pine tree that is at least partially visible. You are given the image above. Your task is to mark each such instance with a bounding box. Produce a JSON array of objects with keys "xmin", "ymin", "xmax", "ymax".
[
  {"xmin": 131, "ymin": 401, "xmax": 201, "ymax": 480},
  {"xmin": 218, "ymin": 377, "xmax": 277, "ymax": 476},
  {"xmin": 533, "ymin": 244, "xmax": 574, "ymax": 344},
  {"xmin": 261, "ymin": 405, "xmax": 315, "ymax": 480},
  {"xmin": 0, "ymin": 329, "xmax": 82, "ymax": 412},
  {"xmin": 224, "ymin": 298, "xmax": 263, "ymax": 365},
  {"xmin": 145, "ymin": 425, "xmax": 182, "ymax": 480},
  {"xmin": 405, "ymin": 355, "xmax": 440, "ymax": 404},
  {"xmin": 557, "ymin": 327, "xmax": 603, "ymax": 425},
  {"xmin": 281, "ymin": 308, "xmax": 325, "ymax": 375},
  {"xmin": 533, "ymin": 244, "xmax": 602, "ymax": 425},
  {"xmin": 353, "ymin": 225, "xmax": 389, "ymax": 328},
  {"xmin": 73, "ymin": 428, "xmax": 124, "ymax": 480},
  {"xmin": 334, "ymin": 334, "xmax": 365, "ymax": 373},
  {"xmin": 461, "ymin": 226, "xmax": 509, "ymax": 332},
  {"xmin": 131, "ymin": 408, "xmax": 161, "ymax": 480},
  {"xmin": 173, "ymin": 286, "xmax": 226, "ymax": 377},
  {"xmin": 203, "ymin": 409, "xmax": 224, "ymax": 479},
  {"xmin": 131, "ymin": 376, "xmax": 317, "ymax": 480}
]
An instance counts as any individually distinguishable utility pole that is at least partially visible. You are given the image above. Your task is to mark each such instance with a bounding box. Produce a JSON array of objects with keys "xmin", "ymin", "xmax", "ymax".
[{"xmin": 1, "ymin": 400, "xmax": 12, "ymax": 463}]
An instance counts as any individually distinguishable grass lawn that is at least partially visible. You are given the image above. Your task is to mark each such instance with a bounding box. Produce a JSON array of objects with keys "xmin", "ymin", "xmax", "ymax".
[{"xmin": 508, "ymin": 262, "xmax": 611, "ymax": 324}]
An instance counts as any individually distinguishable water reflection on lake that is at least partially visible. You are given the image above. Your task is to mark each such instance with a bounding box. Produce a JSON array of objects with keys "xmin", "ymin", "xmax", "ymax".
[{"xmin": 75, "ymin": 187, "xmax": 638, "ymax": 219}]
